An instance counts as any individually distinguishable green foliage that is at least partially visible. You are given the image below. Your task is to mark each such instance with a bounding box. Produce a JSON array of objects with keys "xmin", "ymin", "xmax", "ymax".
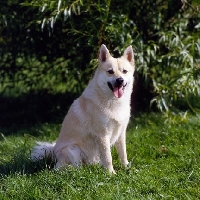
[
  {"xmin": 0, "ymin": 113, "xmax": 200, "ymax": 199},
  {"xmin": 0, "ymin": 0, "xmax": 200, "ymax": 113},
  {"xmin": 129, "ymin": 1, "xmax": 200, "ymax": 112},
  {"xmin": 149, "ymin": 16, "xmax": 200, "ymax": 112}
]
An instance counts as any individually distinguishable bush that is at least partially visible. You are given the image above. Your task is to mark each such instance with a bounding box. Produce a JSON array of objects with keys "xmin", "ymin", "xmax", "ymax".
[{"xmin": 0, "ymin": 0, "xmax": 200, "ymax": 113}]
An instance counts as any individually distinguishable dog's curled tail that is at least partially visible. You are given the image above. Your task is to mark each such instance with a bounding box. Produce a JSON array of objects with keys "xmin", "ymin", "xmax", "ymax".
[{"xmin": 31, "ymin": 141, "xmax": 56, "ymax": 161}]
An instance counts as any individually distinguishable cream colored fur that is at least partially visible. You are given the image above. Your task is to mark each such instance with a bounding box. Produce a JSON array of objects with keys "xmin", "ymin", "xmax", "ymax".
[{"xmin": 31, "ymin": 44, "xmax": 135, "ymax": 173}]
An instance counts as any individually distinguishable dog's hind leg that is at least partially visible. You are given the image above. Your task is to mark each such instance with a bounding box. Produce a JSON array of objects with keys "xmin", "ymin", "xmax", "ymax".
[{"xmin": 55, "ymin": 144, "xmax": 84, "ymax": 168}]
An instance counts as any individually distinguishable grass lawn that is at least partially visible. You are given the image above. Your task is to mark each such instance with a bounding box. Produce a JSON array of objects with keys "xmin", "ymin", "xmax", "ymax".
[{"xmin": 0, "ymin": 113, "xmax": 199, "ymax": 199}]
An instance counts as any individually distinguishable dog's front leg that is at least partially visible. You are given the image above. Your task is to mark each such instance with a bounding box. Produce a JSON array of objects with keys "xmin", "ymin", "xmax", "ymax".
[
  {"xmin": 97, "ymin": 136, "xmax": 115, "ymax": 173},
  {"xmin": 115, "ymin": 131, "xmax": 129, "ymax": 167}
]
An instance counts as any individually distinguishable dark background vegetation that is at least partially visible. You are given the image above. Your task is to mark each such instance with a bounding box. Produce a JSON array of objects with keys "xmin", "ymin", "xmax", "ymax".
[{"xmin": 0, "ymin": 0, "xmax": 200, "ymax": 134}]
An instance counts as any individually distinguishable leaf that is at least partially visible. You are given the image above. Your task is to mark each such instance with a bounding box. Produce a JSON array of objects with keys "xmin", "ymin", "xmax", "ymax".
[
  {"xmin": 41, "ymin": 4, "xmax": 47, "ymax": 12},
  {"xmin": 195, "ymin": 23, "xmax": 200, "ymax": 29},
  {"xmin": 162, "ymin": 97, "xmax": 169, "ymax": 112},
  {"xmin": 150, "ymin": 98, "xmax": 157, "ymax": 108},
  {"xmin": 64, "ymin": 8, "xmax": 68, "ymax": 21},
  {"xmin": 41, "ymin": 18, "xmax": 46, "ymax": 30},
  {"xmin": 195, "ymin": 43, "xmax": 200, "ymax": 52},
  {"xmin": 58, "ymin": 0, "xmax": 62, "ymax": 11},
  {"xmin": 50, "ymin": 17, "xmax": 54, "ymax": 29},
  {"xmin": 77, "ymin": 6, "xmax": 80, "ymax": 15},
  {"xmin": 68, "ymin": 7, "xmax": 71, "ymax": 16}
]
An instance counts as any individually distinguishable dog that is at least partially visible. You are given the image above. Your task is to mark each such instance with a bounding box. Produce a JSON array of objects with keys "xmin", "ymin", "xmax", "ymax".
[{"xmin": 31, "ymin": 44, "xmax": 135, "ymax": 173}]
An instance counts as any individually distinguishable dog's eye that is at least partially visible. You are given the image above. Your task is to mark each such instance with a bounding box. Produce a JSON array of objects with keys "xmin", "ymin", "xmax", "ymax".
[
  {"xmin": 123, "ymin": 69, "xmax": 128, "ymax": 74},
  {"xmin": 107, "ymin": 69, "xmax": 114, "ymax": 74}
]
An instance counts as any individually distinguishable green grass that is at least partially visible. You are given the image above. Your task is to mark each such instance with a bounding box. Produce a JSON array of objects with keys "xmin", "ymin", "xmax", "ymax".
[{"xmin": 0, "ymin": 113, "xmax": 200, "ymax": 199}]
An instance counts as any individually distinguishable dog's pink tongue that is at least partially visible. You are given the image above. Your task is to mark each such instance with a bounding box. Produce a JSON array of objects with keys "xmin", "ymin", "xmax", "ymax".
[{"xmin": 113, "ymin": 86, "xmax": 124, "ymax": 98}]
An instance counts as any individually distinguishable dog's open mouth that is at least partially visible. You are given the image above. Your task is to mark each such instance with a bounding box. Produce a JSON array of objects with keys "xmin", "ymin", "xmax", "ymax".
[{"xmin": 107, "ymin": 82, "xmax": 127, "ymax": 98}]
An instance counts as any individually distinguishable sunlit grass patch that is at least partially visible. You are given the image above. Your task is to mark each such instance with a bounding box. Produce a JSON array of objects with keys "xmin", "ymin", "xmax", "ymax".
[{"xmin": 0, "ymin": 113, "xmax": 199, "ymax": 199}]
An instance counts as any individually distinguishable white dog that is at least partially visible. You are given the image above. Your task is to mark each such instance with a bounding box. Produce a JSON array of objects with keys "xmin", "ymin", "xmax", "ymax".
[{"xmin": 31, "ymin": 44, "xmax": 135, "ymax": 173}]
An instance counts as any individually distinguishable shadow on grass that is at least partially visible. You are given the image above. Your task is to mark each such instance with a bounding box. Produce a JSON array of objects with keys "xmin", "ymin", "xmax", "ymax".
[
  {"xmin": 0, "ymin": 148, "xmax": 56, "ymax": 176},
  {"xmin": 0, "ymin": 73, "xmax": 159, "ymax": 136},
  {"xmin": 0, "ymin": 91, "xmax": 79, "ymax": 135}
]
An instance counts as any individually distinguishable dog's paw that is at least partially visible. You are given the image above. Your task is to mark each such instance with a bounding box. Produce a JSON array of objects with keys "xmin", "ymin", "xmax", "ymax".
[
  {"xmin": 125, "ymin": 161, "xmax": 132, "ymax": 169},
  {"xmin": 124, "ymin": 161, "xmax": 129, "ymax": 167},
  {"xmin": 107, "ymin": 166, "xmax": 116, "ymax": 174},
  {"xmin": 108, "ymin": 168, "xmax": 116, "ymax": 174}
]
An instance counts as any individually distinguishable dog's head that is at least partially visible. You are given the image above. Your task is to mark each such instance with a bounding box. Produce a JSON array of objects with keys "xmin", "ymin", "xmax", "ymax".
[{"xmin": 96, "ymin": 44, "xmax": 135, "ymax": 99}]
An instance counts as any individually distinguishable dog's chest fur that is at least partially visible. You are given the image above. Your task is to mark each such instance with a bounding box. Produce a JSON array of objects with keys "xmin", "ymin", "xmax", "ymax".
[
  {"xmin": 71, "ymin": 95, "xmax": 129, "ymax": 146},
  {"xmin": 72, "ymin": 83, "xmax": 130, "ymax": 134}
]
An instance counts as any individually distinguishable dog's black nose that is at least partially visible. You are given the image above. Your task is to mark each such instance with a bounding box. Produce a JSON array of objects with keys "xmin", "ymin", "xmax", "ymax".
[{"xmin": 116, "ymin": 77, "xmax": 124, "ymax": 87}]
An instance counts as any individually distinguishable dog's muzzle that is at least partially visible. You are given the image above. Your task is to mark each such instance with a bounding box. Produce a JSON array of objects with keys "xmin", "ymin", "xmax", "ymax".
[{"xmin": 107, "ymin": 78, "xmax": 127, "ymax": 98}]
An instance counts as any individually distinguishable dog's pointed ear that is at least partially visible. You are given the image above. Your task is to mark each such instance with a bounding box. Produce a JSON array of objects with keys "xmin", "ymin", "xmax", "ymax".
[
  {"xmin": 99, "ymin": 44, "xmax": 110, "ymax": 62},
  {"xmin": 123, "ymin": 46, "xmax": 134, "ymax": 63}
]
